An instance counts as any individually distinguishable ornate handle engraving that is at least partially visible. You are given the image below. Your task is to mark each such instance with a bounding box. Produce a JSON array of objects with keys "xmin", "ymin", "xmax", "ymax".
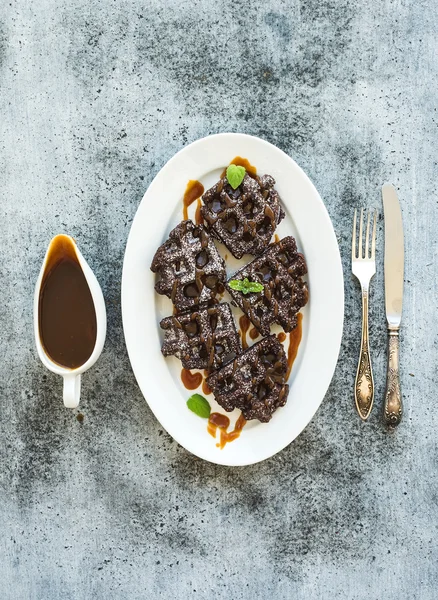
[
  {"xmin": 355, "ymin": 290, "xmax": 374, "ymax": 420},
  {"xmin": 383, "ymin": 330, "xmax": 402, "ymax": 428}
]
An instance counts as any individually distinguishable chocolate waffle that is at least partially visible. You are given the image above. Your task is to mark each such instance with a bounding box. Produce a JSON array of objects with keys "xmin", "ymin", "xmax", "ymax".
[
  {"xmin": 201, "ymin": 173, "xmax": 284, "ymax": 259},
  {"xmin": 226, "ymin": 236, "xmax": 308, "ymax": 336},
  {"xmin": 207, "ymin": 335, "xmax": 289, "ymax": 422},
  {"xmin": 160, "ymin": 303, "xmax": 241, "ymax": 371},
  {"xmin": 151, "ymin": 220, "xmax": 226, "ymax": 312}
]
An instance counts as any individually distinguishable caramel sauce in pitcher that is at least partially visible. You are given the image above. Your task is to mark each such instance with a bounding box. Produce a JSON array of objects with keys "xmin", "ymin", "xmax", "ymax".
[{"xmin": 38, "ymin": 235, "xmax": 96, "ymax": 369}]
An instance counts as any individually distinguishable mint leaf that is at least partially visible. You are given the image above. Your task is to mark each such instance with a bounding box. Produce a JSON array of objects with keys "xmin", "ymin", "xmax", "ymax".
[
  {"xmin": 229, "ymin": 278, "xmax": 264, "ymax": 294},
  {"xmin": 226, "ymin": 164, "xmax": 246, "ymax": 189},
  {"xmin": 229, "ymin": 279, "xmax": 244, "ymax": 292},
  {"xmin": 241, "ymin": 278, "xmax": 252, "ymax": 293},
  {"xmin": 247, "ymin": 280, "xmax": 264, "ymax": 293},
  {"xmin": 187, "ymin": 394, "xmax": 211, "ymax": 418}
]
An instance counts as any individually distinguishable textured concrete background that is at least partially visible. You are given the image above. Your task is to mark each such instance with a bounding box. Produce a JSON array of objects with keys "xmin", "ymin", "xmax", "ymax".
[{"xmin": 1, "ymin": 0, "xmax": 437, "ymax": 598}]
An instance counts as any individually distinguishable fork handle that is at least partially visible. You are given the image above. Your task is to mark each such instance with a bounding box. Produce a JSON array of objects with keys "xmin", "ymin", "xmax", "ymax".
[
  {"xmin": 355, "ymin": 289, "xmax": 374, "ymax": 420},
  {"xmin": 383, "ymin": 329, "xmax": 402, "ymax": 428}
]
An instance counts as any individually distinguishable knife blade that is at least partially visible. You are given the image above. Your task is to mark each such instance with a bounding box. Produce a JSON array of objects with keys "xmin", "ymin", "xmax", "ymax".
[
  {"xmin": 382, "ymin": 184, "xmax": 404, "ymax": 428},
  {"xmin": 383, "ymin": 184, "xmax": 404, "ymax": 328}
]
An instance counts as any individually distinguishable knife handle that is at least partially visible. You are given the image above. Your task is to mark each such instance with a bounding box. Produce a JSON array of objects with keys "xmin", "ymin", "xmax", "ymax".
[
  {"xmin": 355, "ymin": 289, "xmax": 374, "ymax": 420},
  {"xmin": 383, "ymin": 330, "xmax": 402, "ymax": 428}
]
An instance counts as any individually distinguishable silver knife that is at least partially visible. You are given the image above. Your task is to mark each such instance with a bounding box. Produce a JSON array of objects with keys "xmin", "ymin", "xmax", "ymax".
[{"xmin": 382, "ymin": 184, "xmax": 404, "ymax": 427}]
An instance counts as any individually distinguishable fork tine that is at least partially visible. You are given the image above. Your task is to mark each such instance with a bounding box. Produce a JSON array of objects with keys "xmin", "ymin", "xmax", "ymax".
[
  {"xmin": 352, "ymin": 208, "xmax": 357, "ymax": 260},
  {"xmin": 371, "ymin": 210, "xmax": 377, "ymax": 259},
  {"xmin": 358, "ymin": 208, "xmax": 364, "ymax": 259},
  {"xmin": 365, "ymin": 211, "xmax": 371, "ymax": 258}
]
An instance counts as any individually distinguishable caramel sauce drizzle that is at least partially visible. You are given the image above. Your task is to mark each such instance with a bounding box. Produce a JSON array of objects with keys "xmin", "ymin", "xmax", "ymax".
[
  {"xmin": 182, "ymin": 180, "xmax": 204, "ymax": 221},
  {"xmin": 207, "ymin": 412, "xmax": 230, "ymax": 438},
  {"xmin": 239, "ymin": 315, "xmax": 251, "ymax": 350},
  {"xmin": 217, "ymin": 413, "xmax": 247, "ymax": 449},
  {"xmin": 195, "ymin": 199, "xmax": 203, "ymax": 225},
  {"xmin": 286, "ymin": 313, "xmax": 303, "ymax": 380},
  {"xmin": 202, "ymin": 371, "xmax": 212, "ymax": 395},
  {"xmin": 207, "ymin": 412, "xmax": 247, "ymax": 449},
  {"xmin": 277, "ymin": 332, "xmax": 286, "ymax": 343},
  {"xmin": 181, "ymin": 368, "xmax": 202, "ymax": 390},
  {"xmin": 274, "ymin": 234, "xmax": 280, "ymax": 243}
]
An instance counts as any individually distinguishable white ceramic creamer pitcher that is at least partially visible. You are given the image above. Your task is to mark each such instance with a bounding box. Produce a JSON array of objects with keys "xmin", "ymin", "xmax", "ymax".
[{"xmin": 34, "ymin": 234, "xmax": 106, "ymax": 408}]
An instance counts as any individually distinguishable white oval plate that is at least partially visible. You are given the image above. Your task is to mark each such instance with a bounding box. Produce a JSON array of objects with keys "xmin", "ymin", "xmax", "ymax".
[{"xmin": 122, "ymin": 133, "xmax": 343, "ymax": 466}]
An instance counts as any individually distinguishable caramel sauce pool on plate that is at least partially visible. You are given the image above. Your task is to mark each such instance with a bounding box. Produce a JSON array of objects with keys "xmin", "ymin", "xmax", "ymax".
[
  {"xmin": 207, "ymin": 412, "xmax": 229, "ymax": 438},
  {"xmin": 182, "ymin": 180, "xmax": 204, "ymax": 220},
  {"xmin": 181, "ymin": 368, "xmax": 203, "ymax": 390},
  {"xmin": 180, "ymin": 368, "xmax": 245, "ymax": 449},
  {"xmin": 208, "ymin": 412, "xmax": 247, "ymax": 449}
]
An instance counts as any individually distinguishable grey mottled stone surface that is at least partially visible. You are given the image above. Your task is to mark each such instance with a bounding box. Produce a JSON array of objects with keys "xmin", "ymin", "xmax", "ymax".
[{"xmin": 1, "ymin": 1, "xmax": 437, "ymax": 598}]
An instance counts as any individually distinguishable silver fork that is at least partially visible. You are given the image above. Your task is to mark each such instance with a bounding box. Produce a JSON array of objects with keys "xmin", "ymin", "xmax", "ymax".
[{"xmin": 352, "ymin": 209, "xmax": 377, "ymax": 420}]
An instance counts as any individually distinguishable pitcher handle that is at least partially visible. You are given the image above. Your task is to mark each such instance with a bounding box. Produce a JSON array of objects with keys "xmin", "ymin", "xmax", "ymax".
[{"xmin": 63, "ymin": 373, "xmax": 81, "ymax": 408}]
